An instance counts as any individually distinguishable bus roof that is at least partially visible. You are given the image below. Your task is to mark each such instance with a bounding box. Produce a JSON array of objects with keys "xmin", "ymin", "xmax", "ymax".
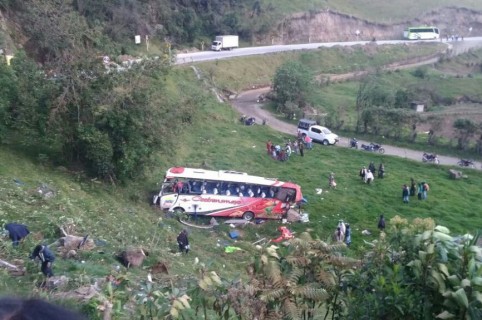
[{"xmin": 166, "ymin": 167, "xmax": 285, "ymax": 187}]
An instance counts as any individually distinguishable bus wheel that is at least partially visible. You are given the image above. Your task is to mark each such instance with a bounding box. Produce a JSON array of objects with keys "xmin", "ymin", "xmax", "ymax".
[
  {"xmin": 173, "ymin": 207, "xmax": 185, "ymax": 217},
  {"xmin": 242, "ymin": 211, "xmax": 254, "ymax": 221}
]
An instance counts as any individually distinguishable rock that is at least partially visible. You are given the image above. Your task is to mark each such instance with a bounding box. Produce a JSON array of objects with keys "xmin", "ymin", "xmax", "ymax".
[{"xmin": 448, "ymin": 169, "xmax": 463, "ymax": 179}]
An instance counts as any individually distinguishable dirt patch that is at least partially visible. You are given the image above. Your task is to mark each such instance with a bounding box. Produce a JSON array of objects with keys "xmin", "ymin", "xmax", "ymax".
[{"xmin": 258, "ymin": 7, "xmax": 482, "ymax": 45}]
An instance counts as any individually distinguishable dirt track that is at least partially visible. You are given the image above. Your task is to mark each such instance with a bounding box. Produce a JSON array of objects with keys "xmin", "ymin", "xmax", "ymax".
[{"xmin": 230, "ymin": 40, "xmax": 482, "ymax": 170}]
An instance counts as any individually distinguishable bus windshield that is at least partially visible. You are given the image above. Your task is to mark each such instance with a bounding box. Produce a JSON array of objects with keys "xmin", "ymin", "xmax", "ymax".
[{"xmin": 153, "ymin": 167, "xmax": 303, "ymax": 221}]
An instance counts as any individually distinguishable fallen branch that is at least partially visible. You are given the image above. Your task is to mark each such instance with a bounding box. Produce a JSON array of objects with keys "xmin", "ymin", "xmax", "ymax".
[
  {"xmin": 0, "ymin": 258, "xmax": 20, "ymax": 271},
  {"xmin": 179, "ymin": 218, "xmax": 214, "ymax": 229}
]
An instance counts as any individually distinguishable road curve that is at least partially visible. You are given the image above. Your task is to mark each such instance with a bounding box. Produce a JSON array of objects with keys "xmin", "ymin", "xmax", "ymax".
[{"xmin": 231, "ymin": 87, "xmax": 482, "ymax": 170}]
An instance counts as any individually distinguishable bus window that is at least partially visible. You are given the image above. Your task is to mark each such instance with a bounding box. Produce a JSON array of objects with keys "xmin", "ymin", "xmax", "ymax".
[
  {"xmin": 189, "ymin": 180, "xmax": 203, "ymax": 194},
  {"xmin": 276, "ymin": 187, "xmax": 296, "ymax": 202}
]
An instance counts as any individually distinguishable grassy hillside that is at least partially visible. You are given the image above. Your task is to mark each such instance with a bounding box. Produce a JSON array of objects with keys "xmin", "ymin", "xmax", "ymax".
[
  {"xmin": 267, "ymin": 0, "xmax": 482, "ymax": 22},
  {"xmin": 2, "ymin": 64, "xmax": 482, "ymax": 306},
  {"xmin": 197, "ymin": 42, "xmax": 444, "ymax": 92}
]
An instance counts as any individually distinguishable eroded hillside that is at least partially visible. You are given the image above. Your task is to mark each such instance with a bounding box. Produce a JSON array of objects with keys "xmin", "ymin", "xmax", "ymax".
[{"xmin": 262, "ymin": 7, "xmax": 482, "ymax": 44}]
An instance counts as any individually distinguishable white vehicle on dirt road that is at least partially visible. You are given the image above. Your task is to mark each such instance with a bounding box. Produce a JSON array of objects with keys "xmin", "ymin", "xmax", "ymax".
[{"xmin": 297, "ymin": 119, "xmax": 339, "ymax": 145}]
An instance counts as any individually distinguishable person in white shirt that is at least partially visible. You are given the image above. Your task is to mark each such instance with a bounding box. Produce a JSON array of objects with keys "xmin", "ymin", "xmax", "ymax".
[{"xmin": 364, "ymin": 170, "xmax": 374, "ymax": 184}]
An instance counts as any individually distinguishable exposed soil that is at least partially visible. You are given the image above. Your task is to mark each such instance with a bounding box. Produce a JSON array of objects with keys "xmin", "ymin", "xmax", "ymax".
[{"xmin": 260, "ymin": 7, "xmax": 482, "ymax": 45}]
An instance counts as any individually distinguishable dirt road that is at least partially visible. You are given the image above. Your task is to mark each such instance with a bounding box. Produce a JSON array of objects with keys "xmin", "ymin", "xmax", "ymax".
[{"xmin": 231, "ymin": 40, "xmax": 482, "ymax": 169}]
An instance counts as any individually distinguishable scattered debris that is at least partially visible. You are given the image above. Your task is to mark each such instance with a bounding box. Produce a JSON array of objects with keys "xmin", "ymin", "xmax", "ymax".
[
  {"xmin": 448, "ymin": 169, "xmax": 465, "ymax": 179},
  {"xmin": 224, "ymin": 246, "xmax": 243, "ymax": 253},
  {"xmin": 362, "ymin": 230, "xmax": 372, "ymax": 236},
  {"xmin": 36, "ymin": 183, "xmax": 56, "ymax": 199},
  {"xmin": 315, "ymin": 188, "xmax": 323, "ymax": 194},
  {"xmin": 229, "ymin": 230, "xmax": 240, "ymax": 239}
]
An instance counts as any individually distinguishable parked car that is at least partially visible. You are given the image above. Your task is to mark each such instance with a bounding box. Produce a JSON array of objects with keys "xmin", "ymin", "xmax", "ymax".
[{"xmin": 297, "ymin": 119, "xmax": 339, "ymax": 145}]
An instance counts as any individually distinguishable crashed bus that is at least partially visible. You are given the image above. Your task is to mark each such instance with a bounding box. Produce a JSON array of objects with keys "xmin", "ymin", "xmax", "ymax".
[{"xmin": 153, "ymin": 167, "xmax": 303, "ymax": 221}]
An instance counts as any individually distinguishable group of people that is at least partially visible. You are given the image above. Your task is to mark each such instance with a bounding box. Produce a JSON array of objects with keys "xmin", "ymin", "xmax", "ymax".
[
  {"xmin": 266, "ymin": 135, "xmax": 313, "ymax": 161},
  {"xmin": 402, "ymin": 178, "xmax": 430, "ymax": 203},
  {"xmin": 359, "ymin": 162, "xmax": 384, "ymax": 184},
  {"xmin": 333, "ymin": 220, "xmax": 351, "ymax": 247},
  {"xmin": 171, "ymin": 178, "xmax": 278, "ymax": 199},
  {"xmin": 3, "ymin": 223, "xmax": 56, "ymax": 278}
]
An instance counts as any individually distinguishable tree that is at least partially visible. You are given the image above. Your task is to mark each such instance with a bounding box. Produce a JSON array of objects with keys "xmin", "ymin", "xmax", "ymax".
[
  {"xmin": 272, "ymin": 60, "xmax": 314, "ymax": 116},
  {"xmin": 453, "ymin": 118, "xmax": 478, "ymax": 151}
]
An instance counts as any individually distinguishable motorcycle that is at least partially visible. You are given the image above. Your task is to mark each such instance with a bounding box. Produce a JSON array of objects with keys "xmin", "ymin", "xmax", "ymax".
[
  {"xmin": 457, "ymin": 159, "xmax": 475, "ymax": 168},
  {"xmin": 240, "ymin": 115, "xmax": 256, "ymax": 126},
  {"xmin": 349, "ymin": 138, "xmax": 358, "ymax": 149},
  {"xmin": 422, "ymin": 153, "xmax": 440, "ymax": 164},
  {"xmin": 360, "ymin": 143, "xmax": 385, "ymax": 154}
]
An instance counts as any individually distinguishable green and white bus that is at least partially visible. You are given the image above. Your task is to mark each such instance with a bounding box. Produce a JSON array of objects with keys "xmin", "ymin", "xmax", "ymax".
[{"xmin": 403, "ymin": 26, "xmax": 440, "ymax": 40}]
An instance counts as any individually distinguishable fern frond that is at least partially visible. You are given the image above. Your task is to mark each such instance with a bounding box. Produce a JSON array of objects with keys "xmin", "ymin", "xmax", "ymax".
[
  {"xmin": 287, "ymin": 267, "xmax": 304, "ymax": 286},
  {"xmin": 266, "ymin": 309, "xmax": 282, "ymax": 320},
  {"xmin": 290, "ymin": 238, "xmax": 312, "ymax": 251},
  {"xmin": 266, "ymin": 260, "xmax": 282, "ymax": 284},
  {"xmin": 283, "ymin": 299, "xmax": 301, "ymax": 320},
  {"xmin": 316, "ymin": 269, "xmax": 337, "ymax": 288},
  {"xmin": 285, "ymin": 255, "xmax": 311, "ymax": 267},
  {"xmin": 291, "ymin": 285, "xmax": 329, "ymax": 301},
  {"xmin": 244, "ymin": 284, "xmax": 257, "ymax": 296},
  {"xmin": 326, "ymin": 255, "xmax": 361, "ymax": 268},
  {"xmin": 261, "ymin": 288, "xmax": 286, "ymax": 302}
]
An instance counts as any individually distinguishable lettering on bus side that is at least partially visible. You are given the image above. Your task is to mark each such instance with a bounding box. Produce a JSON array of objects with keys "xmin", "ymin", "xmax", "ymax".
[{"xmin": 192, "ymin": 196, "xmax": 242, "ymax": 205}]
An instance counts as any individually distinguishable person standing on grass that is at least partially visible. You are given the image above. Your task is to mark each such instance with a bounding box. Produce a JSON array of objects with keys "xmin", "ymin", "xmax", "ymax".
[
  {"xmin": 266, "ymin": 140, "xmax": 272, "ymax": 155},
  {"xmin": 344, "ymin": 224, "xmax": 352, "ymax": 247},
  {"xmin": 422, "ymin": 181, "xmax": 429, "ymax": 200},
  {"xmin": 30, "ymin": 244, "xmax": 55, "ymax": 277},
  {"xmin": 368, "ymin": 162, "xmax": 376, "ymax": 177},
  {"xmin": 410, "ymin": 178, "xmax": 417, "ymax": 197},
  {"xmin": 402, "ymin": 184, "xmax": 409, "ymax": 203},
  {"xmin": 378, "ymin": 215, "xmax": 386, "ymax": 231},
  {"xmin": 364, "ymin": 170, "xmax": 374, "ymax": 184},
  {"xmin": 299, "ymin": 139, "xmax": 304, "ymax": 157},
  {"xmin": 378, "ymin": 163, "xmax": 385, "ymax": 178},
  {"xmin": 177, "ymin": 229, "xmax": 190, "ymax": 254}
]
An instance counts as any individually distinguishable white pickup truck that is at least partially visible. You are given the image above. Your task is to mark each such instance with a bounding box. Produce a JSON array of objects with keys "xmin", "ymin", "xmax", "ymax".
[{"xmin": 297, "ymin": 119, "xmax": 339, "ymax": 145}]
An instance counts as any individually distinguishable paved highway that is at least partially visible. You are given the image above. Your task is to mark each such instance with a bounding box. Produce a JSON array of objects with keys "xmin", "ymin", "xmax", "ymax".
[{"xmin": 176, "ymin": 37, "xmax": 482, "ymax": 64}]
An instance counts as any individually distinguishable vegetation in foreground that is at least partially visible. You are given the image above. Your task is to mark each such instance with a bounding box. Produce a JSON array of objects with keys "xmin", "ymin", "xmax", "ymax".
[{"xmin": 1, "ymin": 67, "xmax": 482, "ymax": 317}]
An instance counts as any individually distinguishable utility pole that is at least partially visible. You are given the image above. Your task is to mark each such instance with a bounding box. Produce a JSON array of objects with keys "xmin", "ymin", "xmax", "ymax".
[{"xmin": 145, "ymin": 35, "xmax": 149, "ymax": 52}]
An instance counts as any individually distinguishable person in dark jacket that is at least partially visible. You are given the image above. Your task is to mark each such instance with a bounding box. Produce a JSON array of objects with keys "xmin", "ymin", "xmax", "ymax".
[
  {"xmin": 177, "ymin": 229, "xmax": 190, "ymax": 254},
  {"xmin": 0, "ymin": 297, "xmax": 86, "ymax": 320},
  {"xmin": 30, "ymin": 244, "xmax": 55, "ymax": 277},
  {"xmin": 378, "ymin": 163, "xmax": 385, "ymax": 178},
  {"xmin": 377, "ymin": 215, "xmax": 386, "ymax": 231},
  {"xmin": 4, "ymin": 223, "xmax": 30, "ymax": 246},
  {"xmin": 344, "ymin": 224, "xmax": 352, "ymax": 247},
  {"xmin": 368, "ymin": 162, "xmax": 376, "ymax": 177},
  {"xmin": 402, "ymin": 184, "xmax": 410, "ymax": 203}
]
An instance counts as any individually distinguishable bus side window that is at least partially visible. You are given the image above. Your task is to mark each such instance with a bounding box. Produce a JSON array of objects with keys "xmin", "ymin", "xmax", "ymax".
[{"xmin": 190, "ymin": 180, "xmax": 202, "ymax": 194}]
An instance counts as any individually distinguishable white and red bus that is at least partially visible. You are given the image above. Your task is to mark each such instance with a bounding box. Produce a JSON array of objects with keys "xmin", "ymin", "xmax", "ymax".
[{"xmin": 153, "ymin": 167, "xmax": 303, "ymax": 221}]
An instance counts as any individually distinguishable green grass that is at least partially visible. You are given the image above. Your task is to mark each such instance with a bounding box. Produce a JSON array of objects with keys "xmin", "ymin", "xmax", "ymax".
[
  {"xmin": 2, "ymin": 53, "xmax": 482, "ymax": 317},
  {"xmin": 196, "ymin": 42, "xmax": 444, "ymax": 92},
  {"xmin": 265, "ymin": 0, "xmax": 482, "ymax": 23}
]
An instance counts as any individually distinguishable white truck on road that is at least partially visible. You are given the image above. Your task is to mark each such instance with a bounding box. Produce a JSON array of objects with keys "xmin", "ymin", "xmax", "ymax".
[
  {"xmin": 297, "ymin": 119, "xmax": 339, "ymax": 145},
  {"xmin": 211, "ymin": 35, "xmax": 239, "ymax": 51}
]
